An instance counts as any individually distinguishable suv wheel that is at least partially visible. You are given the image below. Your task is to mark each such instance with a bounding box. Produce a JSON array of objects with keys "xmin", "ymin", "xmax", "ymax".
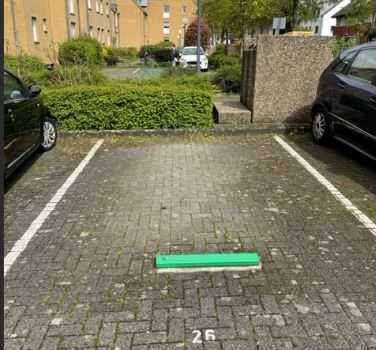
[
  {"xmin": 41, "ymin": 117, "xmax": 57, "ymax": 151},
  {"xmin": 312, "ymin": 110, "xmax": 331, "ymax": 144}
]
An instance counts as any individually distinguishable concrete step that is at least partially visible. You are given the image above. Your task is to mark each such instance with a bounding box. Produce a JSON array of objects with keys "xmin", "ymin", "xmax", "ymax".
[{"xmin": 214, "ymin": 95, "xmax": 252, "ymax": 125}]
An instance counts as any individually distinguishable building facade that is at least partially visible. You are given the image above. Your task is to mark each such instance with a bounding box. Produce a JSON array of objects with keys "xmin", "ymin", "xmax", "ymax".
[
  {"xmin": 118, "ymin": 0, "xmax": 147, "ymax": 48},
  {"xmin": 4, "ymin": 0, "xmax": 120, "ymax": 63},
  {"xmin": 139, "ymin": 0, "xmax": 196, "ymax": 47}
]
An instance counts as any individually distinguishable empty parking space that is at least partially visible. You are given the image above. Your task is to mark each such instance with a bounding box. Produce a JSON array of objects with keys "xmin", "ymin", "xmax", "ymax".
[{"xmin": 4, "ymin": 133, "xmax": 376, "ymax": 350}]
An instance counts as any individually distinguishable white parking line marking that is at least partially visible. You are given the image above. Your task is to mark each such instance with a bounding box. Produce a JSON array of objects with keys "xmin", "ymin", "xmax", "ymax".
[
  {"xmin": 132, "ymin": 68, "xmax": 141, "ymax": 75},
  {"xmin": 274, "ymin": 136, "xmax": 376, "ymax": 237},
  {"xmin": 4, "ymin": 139, "xmax": 104, "ymax": 277}
]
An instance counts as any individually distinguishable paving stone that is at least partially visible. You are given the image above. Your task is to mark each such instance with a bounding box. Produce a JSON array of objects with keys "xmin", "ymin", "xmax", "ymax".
[{"xmin": 4, "ymin": 134, "xmax": 376, "ymax": 349}]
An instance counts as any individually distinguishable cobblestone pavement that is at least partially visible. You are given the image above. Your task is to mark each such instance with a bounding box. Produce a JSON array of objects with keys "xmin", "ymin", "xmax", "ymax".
[{"xmin": 5, "ymin": 133, "xmax": 376, "ymax": 350}]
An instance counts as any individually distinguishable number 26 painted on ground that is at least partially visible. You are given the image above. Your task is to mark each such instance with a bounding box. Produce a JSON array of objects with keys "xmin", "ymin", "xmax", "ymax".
[{"xmin": 192, "ymin": 329, "xmax": 216, "ymax": 343}]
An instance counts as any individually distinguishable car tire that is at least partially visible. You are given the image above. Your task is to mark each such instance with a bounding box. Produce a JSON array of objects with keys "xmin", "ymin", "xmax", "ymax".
[
  {"xmin": 312, "ymin": 109, "xmax": 331, "ymax": 145},
  {"xmin": 40, "ymin": 117, "xmax": 57, "ymax": 152}
]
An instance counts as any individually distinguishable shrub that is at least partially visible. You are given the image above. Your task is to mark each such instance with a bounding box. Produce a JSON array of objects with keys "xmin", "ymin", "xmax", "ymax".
[
  {"xmin": 209, "ymin": 52, "xmax": 240, "ymax": 70},
  {"xmin": 333, "ymin": 36, "xmax": 360, "ymax": 56},
  {"xmin": 113, "ymin": 47, "xmax": 139, "ymax": 59},
  {"xmin": 5, "ymin": 54, "xmax": 51, "ymax": 85},
  {"xmin": 47, "ymin": 65, "xmax": 106, "ymax": 86},
  {"xmin": 44, "ymin": 83, "xmax": 214, "ymax": 130},
  {"xmin": 212, "ymin": 63, "xmax": 242, "ymax": 93},
  {"xmin": 58, "ymin": 36, "xmax": 103, "ymax": 66},
  {"xmin": 139, "ymin": 41, "xmax": 173, "ymax": 62},
  {"xmin": 103, "ymin": 47, "xmax": 120, "ymax": 66}
]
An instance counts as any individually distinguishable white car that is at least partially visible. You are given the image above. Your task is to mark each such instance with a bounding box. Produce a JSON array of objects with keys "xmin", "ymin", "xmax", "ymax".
[{"xmin": 179, "ymin": 46, "xmax": 208, "ymax": 71}]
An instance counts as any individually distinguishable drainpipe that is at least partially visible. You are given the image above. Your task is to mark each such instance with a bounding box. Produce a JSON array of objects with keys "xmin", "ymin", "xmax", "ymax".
[{"xmin": 10, "ymin": 0, "xmax": 20, "ymax": 56}]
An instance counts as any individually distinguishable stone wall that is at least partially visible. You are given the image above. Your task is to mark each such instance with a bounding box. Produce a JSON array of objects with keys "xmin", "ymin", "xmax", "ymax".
[{"xmin": 241, "ymin": 36, "xmax": 335, "ymax": 123}]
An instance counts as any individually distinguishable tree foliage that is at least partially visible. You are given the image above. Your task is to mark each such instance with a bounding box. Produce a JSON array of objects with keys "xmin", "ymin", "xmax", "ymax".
[
  {"xmin": 347, "ymin": 0, "xmax": 376, "ymax": 27},
  {"xmin": 184, "ymin": 19, "xmax": 211, "ymax": 47}
]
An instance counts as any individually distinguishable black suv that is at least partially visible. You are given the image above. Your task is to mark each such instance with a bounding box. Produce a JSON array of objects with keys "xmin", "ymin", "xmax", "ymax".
[
  {"xmin": 4, "ymin": 69, "xmax": 57, "ymax": 178},
  {"xmin": 312, "ymin": 42, "xmax": 376, "ymax": 160}
]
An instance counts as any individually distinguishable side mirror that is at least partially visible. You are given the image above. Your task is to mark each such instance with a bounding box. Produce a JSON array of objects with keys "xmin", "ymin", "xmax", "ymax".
[
  {"xmin": 10, "ymin": 90, "xmax": 22, "ymax": 100},
  {"xmin": 29, "ymin": 85, "xmax": 41, "ymax": 97}
]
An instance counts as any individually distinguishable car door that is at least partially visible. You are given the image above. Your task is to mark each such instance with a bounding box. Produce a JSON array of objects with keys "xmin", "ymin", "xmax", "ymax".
[
  {"xmin": 4, "ymin": 71, "xmax": 41, "ymax": 159},
  {"xmin": 3, "ymin": 74, "xmax": 18, "ymax": 169},
  {"xmin": 344, "ymin": 48, "xmax": 376, "ymax": 137}
]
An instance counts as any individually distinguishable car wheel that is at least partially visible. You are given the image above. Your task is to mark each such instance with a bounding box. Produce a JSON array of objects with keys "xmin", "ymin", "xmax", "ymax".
[
  {"xmin": 41, "ymin": 117, "xmax": 57, "ymax": 151},
  {"xmin": 312, "ymin": 110, "xmax": 331, "ymax": 144}
]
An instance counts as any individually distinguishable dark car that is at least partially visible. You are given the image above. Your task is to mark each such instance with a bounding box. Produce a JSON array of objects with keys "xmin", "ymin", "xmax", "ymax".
[
  {"xmin": 311, "ymin": 42, "xmax": 376, "ymax": 160},
  {"xmin": 4, "ymin": 69, "xmax": 57, "ymax": 178}
]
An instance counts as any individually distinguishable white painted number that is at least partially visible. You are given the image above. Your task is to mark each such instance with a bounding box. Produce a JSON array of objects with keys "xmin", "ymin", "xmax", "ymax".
[
  {"xmin": 192, "ymin": 330, "xmax": 216, "ymax": 343},
  {"xmin": 205, "ymin": 329, "xmax": 216, "ymax": 341},
  {"xmin": 192, "ymin": 330, "xmax": 202, "ymax": 344}
]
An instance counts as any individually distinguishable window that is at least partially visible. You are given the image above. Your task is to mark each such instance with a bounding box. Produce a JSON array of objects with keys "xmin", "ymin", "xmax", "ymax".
[
  {"xmin": 183, "ymin": 5, "xmax": 186, "ymax": 13},
  {"xmin": 348, "ymin": 49, "xmax": 376, "ymax": 85},
  {"xmin": 101, "ymin": 28, "xmax": 105, "ymax": 43},
  {"xmin": 88, "ymin": 0, "xmax": 92, "ymax": 10},
  {"xmin": 333, "ymin": 51, "xmax": 357, "ymax": 74},
  {"xmin": 89, "ymin": 25, "xmax": 93, "ymax": 37},
  {"xmin": 115, "ymin": 13, "xmax": 118, "ymax": 27},
  {"xmin": 70, "ymin": 22, "xmax": 76, "ymax": 37},
  {"xmin": 43, "ymin": 18, "xmax": 48, "ymax": 33},
  {"xmin": 96, "ymin": 0, "xmax": 100, "ymax": 12},
  {"xmin": 163, "ymin": 4, "xmax": 170, "ymax": 18},
  {"xmin": 107, "ymin": 31, "xmax": 111, "ymax": 46},
  {"xmin": 4, "ymin": 72, "xmax": 25, "ymax": 101},
  {"xmin": 106, "ymin": 2, "xmax": 110, "ymax": 15},
  {"xmin": 315, "ymin": 26, "xmax": 319, "ymax": 34},
  {"xmin": 100, "ymin": 0, "xmax": 104, "ymax": 14},
  {"xmin": 31, "ymin": 17, "xmax": 39, "ymax": 43},
  {"xmin": 97, "ymin": 27, "xmax": 101, "ymax": 40},
  {"xmin": 68, "ymin": 0, "xmax": 75, "ymax": 14},
  {"xmin": 163, "ymin": 19, "xmax": 170, "ymax": 34}
]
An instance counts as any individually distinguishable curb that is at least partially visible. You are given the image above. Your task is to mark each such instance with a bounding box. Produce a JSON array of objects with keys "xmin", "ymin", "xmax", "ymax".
[{"xmin": 59, "ymin": 123, "xmax": 311, "ymax": 137}]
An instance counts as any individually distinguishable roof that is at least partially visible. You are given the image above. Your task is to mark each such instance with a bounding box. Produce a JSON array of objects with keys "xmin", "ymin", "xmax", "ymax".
[{"xmin": 332, "ymin": 3, "xmax": 353, "ymax": 18}]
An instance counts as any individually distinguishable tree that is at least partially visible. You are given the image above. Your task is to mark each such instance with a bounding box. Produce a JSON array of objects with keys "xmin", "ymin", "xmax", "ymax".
[
  {"xmin": 184, "ymin": 19, "xmax": 211, "ymax": 47},
  {"xmin": 347, "ymin": 0, "xmax": 376, "ymax": 27}
]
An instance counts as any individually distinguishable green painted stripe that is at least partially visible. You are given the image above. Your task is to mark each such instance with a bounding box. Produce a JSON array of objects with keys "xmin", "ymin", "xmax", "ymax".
[{"xmin": 155, "ymin": 252, "xmax": 261, "ymax": 269}]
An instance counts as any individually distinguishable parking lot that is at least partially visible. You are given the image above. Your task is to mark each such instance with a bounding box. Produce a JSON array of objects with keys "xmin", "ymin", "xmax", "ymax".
[{"xmin": 4, "ymin": 133, "xmax": 376, "ymax": 350}]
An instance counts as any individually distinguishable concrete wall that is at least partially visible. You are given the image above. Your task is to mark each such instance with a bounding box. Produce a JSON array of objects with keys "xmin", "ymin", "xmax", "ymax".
[{"xmin": 241, "ymin": 36, "xmax": 335, "ymax": 123}]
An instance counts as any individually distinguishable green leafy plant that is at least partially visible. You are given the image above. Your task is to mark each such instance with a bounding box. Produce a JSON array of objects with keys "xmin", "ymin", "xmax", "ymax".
[
  {"xmin": 139, "ymin": 41, "xmax": 174, "ymax": 62},
  {"xmin": 44, "ymin": 82, "xmax": 214, "ymax": 130},
  {"xmin": 4, "ymin": 54, "xmax": 51, "ymax": 85},
  {"xmin": 58, "ymin": 36, "xmax": 103, "ymax": 66},
  {"xmin": 212, "ymin": 63, "xmax": 242, "ymax": 93},
  {"xmin": 208, "ymin": 52, "xmax": 240, "ymax": 69},
  {"xmin": 113, "ymin": 47, "xmax": 139, "ymax": 59},
  {"xmin": 333, "ymin": 36, "xmax": 360, "ymax": 56},
  {"xmin": 103, "ymin": 47, "xmax": 120, "ymax": 66}
]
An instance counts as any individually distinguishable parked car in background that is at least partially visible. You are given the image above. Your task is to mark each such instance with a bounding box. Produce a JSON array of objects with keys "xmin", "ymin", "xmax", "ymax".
[
  {"xmin": 311, "ymin": 42, "xmax": 376, "ymax": 160},
  {"xmin": 3, "ymin": 69, "xmax": 58, "ymax": 178},
  {"xmin": 179, "ymin": 46, "xmax": 209, "ymax": 71}
]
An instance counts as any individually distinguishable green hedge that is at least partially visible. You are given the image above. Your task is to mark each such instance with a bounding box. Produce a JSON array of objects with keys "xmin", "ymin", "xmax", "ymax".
[
  {"xmin": 58, "ymin": 36, "xmax": 103, "ymax": 66},
  {"xmin": 44, "ymin": 83, "xmax": 214, "ymax": 130}
]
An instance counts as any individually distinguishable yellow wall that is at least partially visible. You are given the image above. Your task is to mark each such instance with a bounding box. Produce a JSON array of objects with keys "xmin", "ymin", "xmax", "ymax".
[
  {"xmin": 4, "ymin": 0, "xmax": 120, "ymax": 63},
  {"xmin": 145, "ymin": 0, "xmax": 196, "ymax": 47},
  {"xmin": 118, "ymin": 0, "xmax": 146, "ymax": 48}
]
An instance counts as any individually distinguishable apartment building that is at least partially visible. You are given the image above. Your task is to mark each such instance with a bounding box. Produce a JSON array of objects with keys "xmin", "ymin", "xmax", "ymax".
[
  {"xmin": 139, "ymin": 0, "xmax": 196, "ymax": 47},
  {"xmin": 117, "ymin": 0, "xmax": 147, "ymax": 48},
  {"xmin": 4, "ymin": 0, "xmax": 120, "ymax": 63}
]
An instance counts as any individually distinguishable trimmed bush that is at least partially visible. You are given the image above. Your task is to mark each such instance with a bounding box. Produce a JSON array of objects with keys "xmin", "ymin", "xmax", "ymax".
[
  {"xmin": 47, "ymin": 65, "xmax": 106, "ymax": 86},
  {"xmin": 212, "ymin": 63, "xmax": 241, "ymax": 93},
  {"xmin": 44, "ymin": 83, "xmax": 214, "ymax": 130},
  {"xmin": 209, "ymin": 52, "xmax": 240, "ymax": 70},
  {"xmin": 58, "ymin": 36, "xmax": 103, "ymax": 66},
  {"xmin": 139, "ymin": 41, "xmax": 173, "ymax": 62}
]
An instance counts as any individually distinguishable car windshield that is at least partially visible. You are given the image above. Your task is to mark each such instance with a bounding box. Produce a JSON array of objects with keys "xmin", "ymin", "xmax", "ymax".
[{"xmin": 182, "ymin": 47, "xmax": 204, "ymax": 55}]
